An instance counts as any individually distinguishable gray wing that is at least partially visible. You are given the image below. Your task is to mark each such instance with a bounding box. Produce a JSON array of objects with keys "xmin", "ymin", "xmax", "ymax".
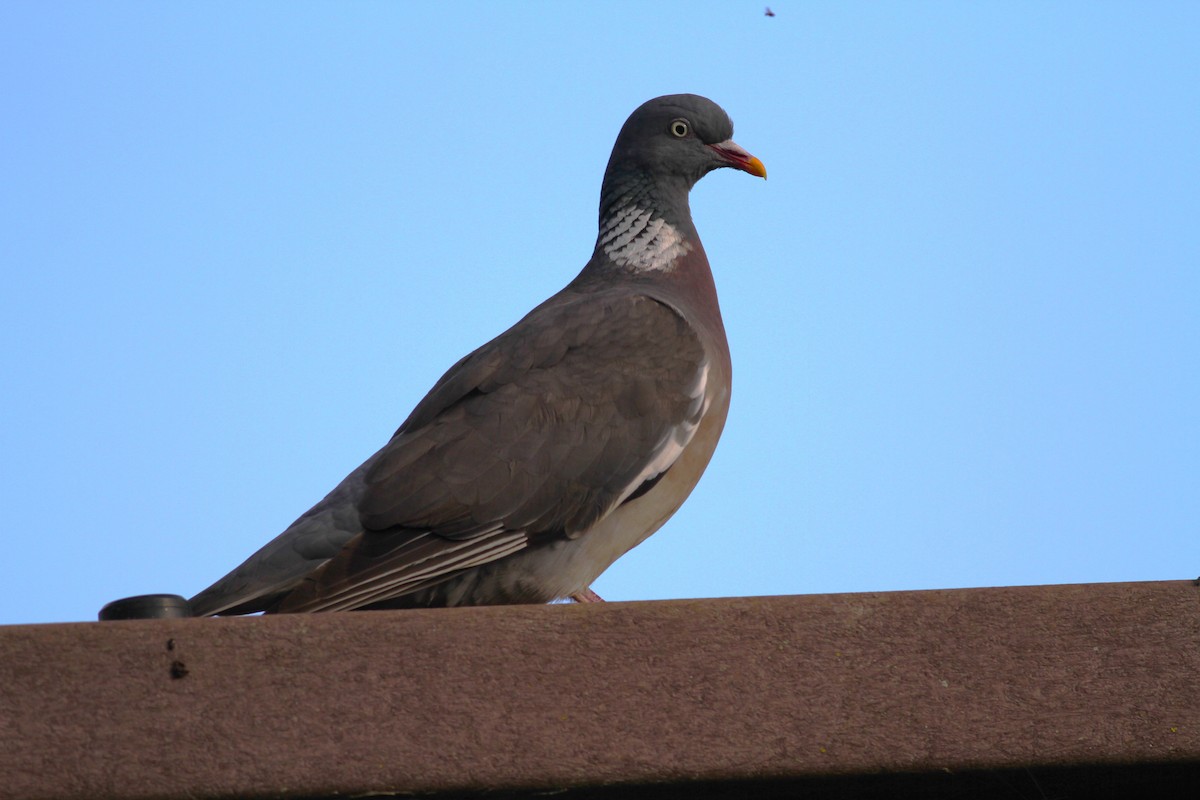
[
  {"xmin": 187, "ymin": 459, "xmax": 376, "ymax": 615},
  {"xmin": 192, "ymin": 289, "xmax": 708, "ymax": 614}
]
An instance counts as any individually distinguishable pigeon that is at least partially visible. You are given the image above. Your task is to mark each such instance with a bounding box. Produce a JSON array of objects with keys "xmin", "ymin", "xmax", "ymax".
[{"xmin": 189, "ymin": 94, "xmax": 765, "ymax": 615}]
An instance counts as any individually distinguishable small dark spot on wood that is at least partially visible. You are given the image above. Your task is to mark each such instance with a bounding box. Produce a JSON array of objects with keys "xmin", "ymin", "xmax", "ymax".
[
  {"xmin": 169, "ymin": 660, "xmax": 189, "ymax": 679},
  {"xmin": 166, "ymin": 638, "xmax": 175, "ymax": 651}
]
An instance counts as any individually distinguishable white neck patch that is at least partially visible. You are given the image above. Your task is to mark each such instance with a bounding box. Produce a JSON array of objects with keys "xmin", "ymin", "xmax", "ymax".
[{"xmin": 598, "ymin": 205, "xmax": 691, "ymax": 272}]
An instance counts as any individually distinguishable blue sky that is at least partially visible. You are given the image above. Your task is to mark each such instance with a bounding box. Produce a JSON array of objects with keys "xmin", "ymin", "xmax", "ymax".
[{"xmin": 2, "ymin": 3, "xmax": 1197, "ymax": 625}]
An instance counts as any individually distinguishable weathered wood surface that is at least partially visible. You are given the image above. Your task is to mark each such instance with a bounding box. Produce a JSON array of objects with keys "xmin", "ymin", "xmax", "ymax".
[{"xmin": 2, "ymin": 581, "xmax": 1198, "ymax": 799}]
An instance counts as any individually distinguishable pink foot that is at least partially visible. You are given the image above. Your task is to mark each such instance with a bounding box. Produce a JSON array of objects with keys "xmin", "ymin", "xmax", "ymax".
[{"xmin": 569, "ymin": 587, "xmax": 605, "ymax": 604}]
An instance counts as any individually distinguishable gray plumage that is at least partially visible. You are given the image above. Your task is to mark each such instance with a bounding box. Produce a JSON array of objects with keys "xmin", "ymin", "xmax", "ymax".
[{"xmin": 190, "ymin": 94, "xmax": 765, "ymax": 615}]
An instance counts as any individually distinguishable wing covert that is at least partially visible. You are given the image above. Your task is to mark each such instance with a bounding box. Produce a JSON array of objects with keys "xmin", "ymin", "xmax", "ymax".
[{"xmin": 360, "ymin": 290, "xmax": 709, "ymax": 540}]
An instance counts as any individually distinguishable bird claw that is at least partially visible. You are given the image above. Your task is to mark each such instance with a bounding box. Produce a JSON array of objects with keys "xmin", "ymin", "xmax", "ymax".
[{"xmin": 569, "ymin": 588, "xmax": 605, "ymax": 604}]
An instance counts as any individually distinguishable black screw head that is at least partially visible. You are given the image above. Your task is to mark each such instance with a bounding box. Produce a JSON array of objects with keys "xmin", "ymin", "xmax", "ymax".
[{"xmin": 99, "ymin": 594, "xmax": 194, "ymax": 621}]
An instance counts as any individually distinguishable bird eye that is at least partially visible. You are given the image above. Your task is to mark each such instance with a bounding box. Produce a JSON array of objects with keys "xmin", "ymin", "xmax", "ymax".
[{"xmin": 670, "ymin": 119, "xmax": 689, "ymax": 138}]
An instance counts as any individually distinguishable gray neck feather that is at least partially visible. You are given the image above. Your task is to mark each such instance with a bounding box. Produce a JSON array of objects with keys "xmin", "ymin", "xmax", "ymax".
[{"xmin": 594, "ymin": 170, "xmax": 697, "ymax": 273}]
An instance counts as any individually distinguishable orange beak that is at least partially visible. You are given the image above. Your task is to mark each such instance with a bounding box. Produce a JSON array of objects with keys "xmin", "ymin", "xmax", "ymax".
[{"xmin": 708, "ymin": 139, "xmax": 767, "ymax": 179}]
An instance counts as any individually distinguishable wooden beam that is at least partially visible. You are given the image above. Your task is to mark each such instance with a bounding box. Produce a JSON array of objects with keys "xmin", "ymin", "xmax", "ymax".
[{"xmin": 2, "ymin": 581, "xmax": 1198, "ymax": 799}]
